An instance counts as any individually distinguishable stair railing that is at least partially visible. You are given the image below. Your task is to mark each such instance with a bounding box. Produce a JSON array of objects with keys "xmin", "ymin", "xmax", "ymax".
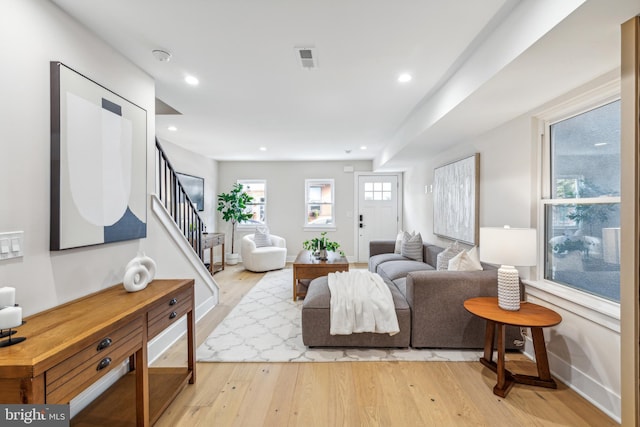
[{"xmin": 155, "ymin": 138, "xmax": 205, "ymax": 259}]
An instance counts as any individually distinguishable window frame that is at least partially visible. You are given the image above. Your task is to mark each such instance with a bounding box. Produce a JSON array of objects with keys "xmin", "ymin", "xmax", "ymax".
[
  {"xmin": 534, "ymin": 87, "xmax": 621, "ymax": 318},
  {"xmin": 236, "ymin": 179, "xmax": 267, "ymax": 230},
  {"xmin": 304, "ymin": 178, "xmax": 336, "ymax": 230}
]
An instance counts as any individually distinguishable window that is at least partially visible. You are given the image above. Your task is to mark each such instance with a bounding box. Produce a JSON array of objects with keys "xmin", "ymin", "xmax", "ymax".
[
  {"xmin": 305, "ymin": 179, "xmax": 334, "ymax": 227},
  {"xmin": 237, "ymin": 180, "xmax": 266, "ymax": 227},
  {"xmin": 363, "ymin": 182, "xmax": 392, "ymax": 201},
  {"xmin": 542, "ymin": 100, "xmax": 620, "ymax": 302}
]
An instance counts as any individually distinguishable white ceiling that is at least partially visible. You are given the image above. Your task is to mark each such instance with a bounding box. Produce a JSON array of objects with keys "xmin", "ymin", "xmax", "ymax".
[{"xmin": 50, "ymin": 0, "xmax": 639, "ymax": 168}]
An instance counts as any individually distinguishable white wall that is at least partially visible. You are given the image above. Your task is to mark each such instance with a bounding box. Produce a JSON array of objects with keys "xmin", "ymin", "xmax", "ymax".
[
  {"xmin": 0, "ymin": 1, "xmax": 214, "ymax": 322},
  {"xmin": 218, "ymin": 160, "xmax": 372, "ymax": 259},
  {"xmin": 403, "ymin": 115, "xmax": 534, "ymax": 246},
  {"xmin": 401, "ymin": 98, "xmax": 620, "ymax": 420}
]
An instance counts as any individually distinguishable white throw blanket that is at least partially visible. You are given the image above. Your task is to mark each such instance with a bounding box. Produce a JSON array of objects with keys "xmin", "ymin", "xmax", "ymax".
[{"xmin": 327, "ymin": 270, "xmax": 400, "ymax": 336}]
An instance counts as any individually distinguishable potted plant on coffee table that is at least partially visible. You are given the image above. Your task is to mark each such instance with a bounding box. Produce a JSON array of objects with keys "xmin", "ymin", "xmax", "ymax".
[
  {"xmin": 217, "ymin": 183, "xmax": 254, "ymax": 265},
  {"xmin": 303, "ymin": 232, "xmax": 344, "ymax": 260}
]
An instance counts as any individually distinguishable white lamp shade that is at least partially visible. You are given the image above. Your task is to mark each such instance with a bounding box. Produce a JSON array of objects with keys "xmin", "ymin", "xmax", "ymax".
[{"xmin": 480, "ymin": 227, "xmax": 537, "ymax": 267}]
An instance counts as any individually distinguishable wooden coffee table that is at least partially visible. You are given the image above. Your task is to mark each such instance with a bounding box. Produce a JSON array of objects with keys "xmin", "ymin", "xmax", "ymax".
[
  {"xmin": 292, "ymin": 250, "xmax": 349, "ymax": 300},
  {"xmin": 464, "ymin": 297, "xmax": 562, "ymax": 397}
]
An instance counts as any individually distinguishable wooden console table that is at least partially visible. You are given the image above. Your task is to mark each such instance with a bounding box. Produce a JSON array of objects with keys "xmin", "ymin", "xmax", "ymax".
[
  {"xmin": 0, "ymin": 279, "xmax": 195, "ymax": 426},
  {"xmin": 292, "ymin": 250, "xmax": 349, "ymax": 300},
  {"xmin": 202, "ymin": 232, "xmax": 225, "ymax": 274},
  {"xmin": 464, "ymin": 296, "xmax": 562, "ymax": 397}
]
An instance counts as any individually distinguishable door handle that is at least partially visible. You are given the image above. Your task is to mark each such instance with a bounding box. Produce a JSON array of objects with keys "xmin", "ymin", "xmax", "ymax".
[{"xmin": 359, "ymin": 214, "xmax": 363, "ymax": 221}]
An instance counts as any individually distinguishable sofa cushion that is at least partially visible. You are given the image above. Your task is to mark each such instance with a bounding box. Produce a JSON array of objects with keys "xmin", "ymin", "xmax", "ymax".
[
  {"xmin": 393, "ymin": 277, "xmax": 407, "ymax": 298},
  {"xmin": 377, "ymin": 259, "xmax": 434, "ymax": 281},
  {"xmin": 424, "ymin": 245, "xmax": 442, "ymax": 268},
  {"xmin": 369, "ymin": 253, "xmax": 407, "ymax": 273},
  {"xmin": 401, "ymin": 232, "xmax": 423, "ymax": 262}
]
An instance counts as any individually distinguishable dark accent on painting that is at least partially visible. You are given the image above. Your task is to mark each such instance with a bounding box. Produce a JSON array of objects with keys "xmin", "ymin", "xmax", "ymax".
[
  {"xmin": 104, "ymin": 207, "xmax": 147, "ymax": 243},
  {"xmin": 101, "ymin": 98, "xmax": 122, "ymax": 116}
]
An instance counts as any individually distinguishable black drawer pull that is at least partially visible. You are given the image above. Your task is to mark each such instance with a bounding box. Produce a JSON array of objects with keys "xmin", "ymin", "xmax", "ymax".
[
  {"xmin": 96, "ymin": 338, "xmax": 112, "ymax": 351},
  {"xmin": 96, "ymin": 357, "xmax": 112, "ymax": 371},
  {"xmin": 169, "ymin": 311, "xmax": 178, "ymax": 319},
  {"xmin": 169, "ymin": 298, "xmax": 178, "ymax": 306}
]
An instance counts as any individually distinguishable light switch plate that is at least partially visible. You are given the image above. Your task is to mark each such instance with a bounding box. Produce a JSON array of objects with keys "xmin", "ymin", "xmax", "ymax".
[{"xmin": 0, "ymin": 231, "xmax": 23, "ymax": 260}]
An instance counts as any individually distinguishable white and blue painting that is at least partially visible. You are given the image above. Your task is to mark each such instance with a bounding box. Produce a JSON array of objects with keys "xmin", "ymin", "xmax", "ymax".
[{"xmin": 52, "ymin": 63, "xmax": 147, "ymax": 250}]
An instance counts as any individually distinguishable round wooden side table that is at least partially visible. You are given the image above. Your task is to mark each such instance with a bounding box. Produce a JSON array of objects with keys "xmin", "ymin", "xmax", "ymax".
[{"xmin": 464, "ymin": 296, "xmax": 562, "ymax": 397}]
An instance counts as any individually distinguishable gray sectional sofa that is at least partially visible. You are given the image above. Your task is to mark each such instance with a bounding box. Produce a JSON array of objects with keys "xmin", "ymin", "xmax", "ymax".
[{"xmin": 301, "ymin": 240, "xmax": 523, "ymax": 350}]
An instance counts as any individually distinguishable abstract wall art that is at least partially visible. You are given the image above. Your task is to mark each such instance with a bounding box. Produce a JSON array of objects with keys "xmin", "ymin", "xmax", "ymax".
[
  {"xmin": 50, "ymin": 62, "xmax": 147, "ymax": 250},
  {"xmin": 433, "ymin": 153, "xmax": 479, "ymax": 245}
]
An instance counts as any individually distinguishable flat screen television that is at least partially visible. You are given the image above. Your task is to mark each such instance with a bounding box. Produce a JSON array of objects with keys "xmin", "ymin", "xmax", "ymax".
[{"xmin": 176, "ymin": 172, "xmax": 204, "ymax": 211}]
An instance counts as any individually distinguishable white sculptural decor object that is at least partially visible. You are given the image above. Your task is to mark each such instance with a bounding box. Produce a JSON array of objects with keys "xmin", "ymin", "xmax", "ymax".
[
  {"xmin": 123, "ymin": 252, "xmax": 157, "ymax": 292},
  {"xmin": 479, "ymin": 226, "xmax": 537, "ymax": 311}
]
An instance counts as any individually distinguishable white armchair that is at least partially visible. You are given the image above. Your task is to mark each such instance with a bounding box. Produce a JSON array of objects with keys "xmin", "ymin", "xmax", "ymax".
[{"xmin": 241, "ymin": 233, "xmax": 287, "ymax": 272}]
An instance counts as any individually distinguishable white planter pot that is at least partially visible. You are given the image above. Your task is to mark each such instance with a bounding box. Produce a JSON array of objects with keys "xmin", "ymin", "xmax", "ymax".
[{"xmin": 226, "ymin": 253, "xmax": 239, "ymax": 265}]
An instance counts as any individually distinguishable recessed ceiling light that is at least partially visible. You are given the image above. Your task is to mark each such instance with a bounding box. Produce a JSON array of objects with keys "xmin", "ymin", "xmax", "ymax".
[
  {"xmin": 259, "ymin": 147, "xmax": 267, "ymax": 151},
  {"xmin": 360, "ymin": 146, "xmax": 367, "ymax": 150},
  {"xmin": 185, "ymin": 75, "xmax": 199, "ymax": 86},
  {"xmin": 168, "ymin": 126, "xmax": 177, "ymax": 131},
  {"xmin": 398, "ymin": 73, "xmax": 412, "ymax": 83},
  {"xmin": 594, "ymin": 142, "xmax": 608, "ymax": 147}
]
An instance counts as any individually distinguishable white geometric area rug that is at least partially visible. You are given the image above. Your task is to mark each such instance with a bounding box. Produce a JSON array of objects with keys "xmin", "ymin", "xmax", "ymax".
[{"xmin": 196, "ymin": 268, "xmax": 482, "ymax": 363}]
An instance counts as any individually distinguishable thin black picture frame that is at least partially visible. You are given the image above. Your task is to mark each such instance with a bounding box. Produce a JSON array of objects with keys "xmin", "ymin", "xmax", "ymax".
[{"xmin": 50, "ymin": 61, "xmax": 147, "ymax": 250}]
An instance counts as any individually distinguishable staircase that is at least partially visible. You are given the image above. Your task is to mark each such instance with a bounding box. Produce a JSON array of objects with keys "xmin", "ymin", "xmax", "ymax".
[{"xmin": 155, "ymin": 138, "xmax": 208, "ymax": 267}]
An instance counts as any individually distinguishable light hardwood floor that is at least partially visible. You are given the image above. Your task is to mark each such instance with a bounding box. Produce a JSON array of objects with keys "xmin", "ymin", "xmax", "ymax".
[{"xmin": 153, "ymin": 264, "xmax": 618, "ymax": 427}]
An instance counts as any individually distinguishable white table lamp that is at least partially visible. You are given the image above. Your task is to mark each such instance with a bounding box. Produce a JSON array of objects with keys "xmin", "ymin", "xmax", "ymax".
[{"xmin": 480, "ymin": 226, "xmax": 537, "ymax": 311}]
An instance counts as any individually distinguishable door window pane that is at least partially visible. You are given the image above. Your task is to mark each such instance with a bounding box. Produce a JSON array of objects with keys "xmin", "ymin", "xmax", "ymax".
[{"xmin": 363, "ymin": 181, "xmax": 393, "ymax": 202}]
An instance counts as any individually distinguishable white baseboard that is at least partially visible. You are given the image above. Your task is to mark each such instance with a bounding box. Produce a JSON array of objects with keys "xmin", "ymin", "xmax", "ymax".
[{"xmin": 523, "ymin": 338, "xmax": 620, "ymax": 423}]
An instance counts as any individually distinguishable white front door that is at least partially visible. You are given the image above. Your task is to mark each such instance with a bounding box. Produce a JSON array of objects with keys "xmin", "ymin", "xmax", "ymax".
[{"xmin": 356, "ymin": 174, "xmax": 400, "ymax": 261}]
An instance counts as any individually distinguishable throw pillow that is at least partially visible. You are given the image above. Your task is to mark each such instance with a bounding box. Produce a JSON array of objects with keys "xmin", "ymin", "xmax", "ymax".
[
  {"xmin": 401, "ymin": 231, "xmax": 423, "ymax": 262},
  {"xmin": 394, "ymin": 231, "xmax": 404, "ymax": 254},
  {"xmin": 436, "ymin": 242, "xmax": 462, "ymax": 271},
  {"xmin": 253, "ymin": 227, "xmax": 272, "ymax": 248},
  {"xmin": 467, "ymin": 246, "xmax": 482, "ymax": 268},
  {"xmin": 448, "ymin": 247, "xmax": 483, "ymax": 271}
]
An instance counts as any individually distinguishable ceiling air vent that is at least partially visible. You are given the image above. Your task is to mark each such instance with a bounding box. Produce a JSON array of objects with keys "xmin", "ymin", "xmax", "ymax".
[{"xmin": 295, "ymin": 47, "xmax": 317, "ymax": 69}]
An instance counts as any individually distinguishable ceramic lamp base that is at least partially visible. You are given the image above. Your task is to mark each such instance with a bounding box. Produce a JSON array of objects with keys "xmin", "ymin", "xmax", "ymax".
[{"xmin": 497, "ymin": 265, "xmax": 520, "ymax": 311}]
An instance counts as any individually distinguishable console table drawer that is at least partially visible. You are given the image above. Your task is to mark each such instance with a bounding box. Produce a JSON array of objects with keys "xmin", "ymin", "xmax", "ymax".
[
  {"xmin": 147, "ymin": 288, "xmax": 193, "ymax": 339},
  {"xmin": 45, "ymin": 316, "xmax": 144, "ymax": 404},
  {"xmin": 202, "ymin": 232, "xmax": 224, "ymax": 249}
]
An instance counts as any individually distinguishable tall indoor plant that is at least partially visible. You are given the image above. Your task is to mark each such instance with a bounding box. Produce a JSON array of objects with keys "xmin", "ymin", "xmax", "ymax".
[{"xmin": 217, "ymin": 183, "xmax": 253, "ymax": 264}]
